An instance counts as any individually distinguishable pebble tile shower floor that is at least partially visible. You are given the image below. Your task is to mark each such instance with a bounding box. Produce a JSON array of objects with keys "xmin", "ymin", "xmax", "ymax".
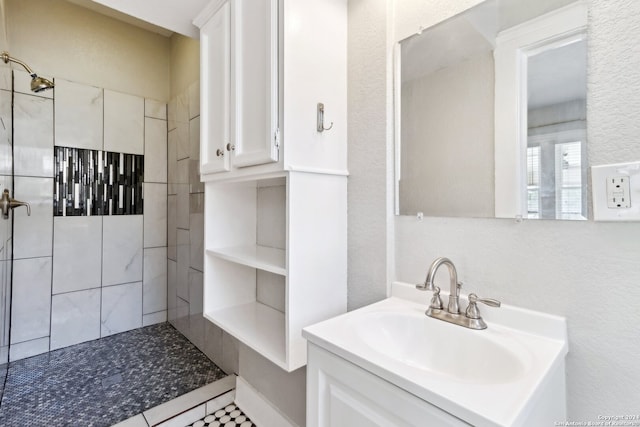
[{"xmin": 0, "ymin": 323, "xmax": 226, "ymax": 426}]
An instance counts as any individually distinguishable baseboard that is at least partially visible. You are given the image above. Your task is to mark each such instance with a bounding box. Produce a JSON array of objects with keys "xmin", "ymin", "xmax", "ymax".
[{"xmin": 235, "ymin": 376, "xmax": 299, "ymax": 427}]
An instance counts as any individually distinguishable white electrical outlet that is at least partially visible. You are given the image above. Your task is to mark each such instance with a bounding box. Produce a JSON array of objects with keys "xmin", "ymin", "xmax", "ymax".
[
  {"xmin": 592, "ymin": 161, "xmax": 640, "ymax": 221},
  {"xmin": 606, "ymin": 176, "xmax": 631, "ymax": 208}
]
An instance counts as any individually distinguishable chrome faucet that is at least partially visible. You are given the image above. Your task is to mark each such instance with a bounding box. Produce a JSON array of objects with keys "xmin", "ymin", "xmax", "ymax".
[
  {"xmin": 416, "ymin": 257, "xmax": 500, "ymax": 330},
  {"xmin": 0, "ymin": 189, "xmax": 31, "ymax": 219}
]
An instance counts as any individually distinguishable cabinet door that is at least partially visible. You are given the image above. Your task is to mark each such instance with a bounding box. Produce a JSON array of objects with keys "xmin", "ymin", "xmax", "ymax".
[
  {"xmin": 231, "ymin": 0, "xmax": 279, "ymax": 168},
  {"xmin": 307, "ymin": 345, "xmax": 471, "ymax": 427},
  {"xmin": 200, "ymin": 1, "xmax": 231, "ymax": 174}
]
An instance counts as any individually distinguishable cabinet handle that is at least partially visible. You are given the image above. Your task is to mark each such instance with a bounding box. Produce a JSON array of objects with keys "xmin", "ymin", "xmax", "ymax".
[
  {"xmin": 226, "ymin": 143, "xmax": 235, "ymax": 152},
  {"xmin": 216, "ymin": 149, "xmax": 224, "ymax": 157}
]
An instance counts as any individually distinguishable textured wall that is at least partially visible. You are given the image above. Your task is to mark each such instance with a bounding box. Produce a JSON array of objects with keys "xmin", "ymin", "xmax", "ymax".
[
  {"xmin": 386, "ymin": 0, "xmax": 640, "ymax": 420},
  {"xmin": 347, "ymin": 0, "xmax": 390, "ymax": 310}
]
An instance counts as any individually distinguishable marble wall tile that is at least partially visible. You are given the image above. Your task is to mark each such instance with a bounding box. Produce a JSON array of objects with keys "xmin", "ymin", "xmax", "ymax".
[
  {"xmin": 51, "ymin": 288, "xmax": 101, "ymax": 350},
  {"xmin": 167, "ymin": 129, "xmax": 177, "ymax": 195},
  {"xmin": 54, "ymin": 79, "xmax": 103, "ymax": 150},
  {"xmin": 52, "ymin": 216, "xmax": 102, "ymax": 294},
  {"xmin": 144, "ymin": 118, "xmax": 168, "ymax": 183},
  {"xmin": 189, "ymin": 159, "xmax": 204, "ymax": 194},
  {"xmin": 176, "ymin": 93, "xmax": 189, "ymax": 161},
  {"xmin": 13, "ymin": 92, "xmax": 53, "ymax": 177},
  {"xmin": 143, "ymin": 247, "xmax": 167, "ymax": 314},
  {"xmin": 188, "ymin": 80, "xmax": 200, "ymax": 120},
  {"xmin": 221, "ymin": 332, "xmax": 239, "ymax": 375},
  {"xmin": 143, "ymin": 183, "xmax": 167, "ymax": 248},
  {"xmin": 189, "ymin": 193, "xmax": 204, "ymax": 272},
  {"xmin": 13, "ymin": 177, "xmax": 53, "ymax": 259},
  {"xmin": 11, "ymin": 257, "xmax": 52, "ymax": 343},
  {"xmin": 188, "ymin": 269, "xmax": 204, "ymax": 350},
  {"xmin": 0, "ymin": 90, "xmax": 12, "ymax": 175},
  {"xmin": 145, "ymin": 98, "xmax": 167, "ymax": 120},
  {"xmin": 176, "ymin": 123, "xmax": 189, "ymax": 162},
  {"xmin": 177, "ymin": 185, "xmax": 190, "ymax": 231},
  {"xmin": 203, "ymin": 321, "xmax": 223, "ymax": 367},
  {"xmin": 176, "ymin": 229, "xmax": 190, "ymax": 301},
  {"xmin": 143, "ymin": 310, "xmax": 167, "ymax": 326},
  {"xmin": 174, "ymin": 296, "xmax": 190, "ymax": 338},
  {"xmin": 167, "ymin": 195, "xmax": 177, "ymax": 261},
  {"xmin": 167, "ymin": 98, "xmax": 177, "ymax": 132},
  {"xmin": 9, "ymin": 337, "xmax": 49, "ymax": 362},
  {"xmin": 13, "ymin": 70, "xmax": 53, "ymax": 99},
  {"xmin": 177, "ymin": 157, "xmax": 189, "ymax": 185},
  {"xmin": 189, "ymin": 116, "xmax": 200, "ymax": 160},
  {"xmin": 176, "ymin": 159, "xmax": 189, "ymax": 230},
  {"xmin": 167, "ymin": 259, "xmax": 177, "ymax": 321},
  {"xmin": 101, "ymin": 282, "xmax": 143, "ymax": 337},
  {"xmin": 104, "ymin": 89, "xmax": 144, "ymax": 155},
  {"xmin": 189, "ymin": 269, "xmax": 204, "ymax": 314},
  {"xmin": 102, "ymin": 215, "xmax": 143, "ymax": 286}
]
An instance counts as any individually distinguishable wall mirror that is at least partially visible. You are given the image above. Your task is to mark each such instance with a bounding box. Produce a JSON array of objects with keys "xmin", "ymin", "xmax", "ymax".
[{"xmin": 395, "ymin": 0, "xmax": 588, "ymax": 220}]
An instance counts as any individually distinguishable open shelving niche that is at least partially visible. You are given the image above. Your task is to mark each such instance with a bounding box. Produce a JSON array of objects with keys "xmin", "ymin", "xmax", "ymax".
[{"xmin": 203, "ymin": 170, "xmax": 347, "ymax": 372}]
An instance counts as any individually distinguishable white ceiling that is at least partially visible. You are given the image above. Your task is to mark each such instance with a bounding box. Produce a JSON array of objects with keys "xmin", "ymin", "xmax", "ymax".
[{"xmin": 67, "ymin": 0, "xmax": 211, "ymax": 38}]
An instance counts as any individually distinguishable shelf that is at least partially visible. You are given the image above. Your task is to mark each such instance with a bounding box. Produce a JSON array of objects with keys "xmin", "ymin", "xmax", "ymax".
[
  {"xmin": 204, "ymin": 302, "xmax": 287, "ymax": 370},
  {"xmin": 206, "ymin": 245, "xmax": 286, "ymax": 276}
]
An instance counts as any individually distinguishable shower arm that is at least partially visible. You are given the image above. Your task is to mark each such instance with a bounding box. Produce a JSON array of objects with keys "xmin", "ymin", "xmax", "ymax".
[{"xmin": 1, "ymin": 51, "xmax": 37, "ymax": 76}]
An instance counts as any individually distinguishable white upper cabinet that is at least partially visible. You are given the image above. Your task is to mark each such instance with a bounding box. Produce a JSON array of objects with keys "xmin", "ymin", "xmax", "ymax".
[
  {"xmin": 194, "ymin": 0, "xmax": 348, "ymax": 372},
  {"xmin": 231, "ymin": 0, "xmax": 279, "ymax": 168},
  {"xmin": 195, "ymin": 0, "xmax": 348, "ymax": 181},
  {"xmin": 199, "ymin": 1, "xmax": 231, "ymax": 174}
]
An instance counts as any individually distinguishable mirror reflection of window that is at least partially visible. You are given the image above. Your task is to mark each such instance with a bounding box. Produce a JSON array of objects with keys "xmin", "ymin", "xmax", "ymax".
[
  {"xmin": 527, "ymin": 146, "xmax": 541, "ymax": 218},
  {"xmin": 526, "ymin": 38, "xmax": 587, "ymax": 220}
]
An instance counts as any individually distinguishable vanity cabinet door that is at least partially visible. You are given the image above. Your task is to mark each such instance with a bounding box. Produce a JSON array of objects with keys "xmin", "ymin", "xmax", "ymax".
[
  {"xmin": 231, "ymin": 0, "xmax": 279, "ymax": 168},
  {"xmin": 307, "ymin": 344, "xmax": 471, "ymax": 427},
  {"xmin": 200, "ymin": 1, "xmax": 231, "ymax": 175}
]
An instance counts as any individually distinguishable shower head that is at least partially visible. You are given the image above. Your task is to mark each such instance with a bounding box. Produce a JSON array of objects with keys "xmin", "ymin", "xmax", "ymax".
[
  {"xmin": 30, "ymin": 75, "xmax": 54, "ymax": 93},
  {"xmin": 1, "ymin": 51, "xmax": 54, "ymax": 93}
]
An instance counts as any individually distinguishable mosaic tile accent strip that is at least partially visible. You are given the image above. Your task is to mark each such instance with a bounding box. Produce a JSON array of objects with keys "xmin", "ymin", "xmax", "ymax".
[
  {"xmin": 53, "ymin": 146, "xmax": 144, "ymax": 216},
  {"xmin": 190, "ymin": 403, "xmax": 256, "ymax": 427},
  {"xmin": 0, "ymin": 323, "xmax": 226, "ymax": 426}
]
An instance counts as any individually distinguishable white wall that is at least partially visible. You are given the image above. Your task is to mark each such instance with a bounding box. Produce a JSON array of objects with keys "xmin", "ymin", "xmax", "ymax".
[
  {"xmin": 347, "ymin": 0, "xmax": 391, "ymax": 310},
  {"xmin": 4, "ymin": 0, "xmax": 170, "ymax": 100},
  {"xmin": 348, "ymin": 0, "xmax": 640, "ymax": 420}
]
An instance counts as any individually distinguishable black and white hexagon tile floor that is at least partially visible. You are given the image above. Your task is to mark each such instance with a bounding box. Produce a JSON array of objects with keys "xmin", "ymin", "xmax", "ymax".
[{"xmin": 188, "ymin": 403, "xmax": 256, "ymax": 427}]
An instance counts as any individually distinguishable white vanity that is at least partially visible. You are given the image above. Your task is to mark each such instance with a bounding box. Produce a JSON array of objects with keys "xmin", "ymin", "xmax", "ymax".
[{"xmin": 303, "ymin": 283, "xmax": 568, "ymax": 427}]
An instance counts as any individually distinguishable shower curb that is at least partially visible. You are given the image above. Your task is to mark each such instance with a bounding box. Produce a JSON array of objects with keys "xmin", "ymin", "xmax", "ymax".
[{"xmin": 112, "ymin": 374, "xmax": 237, "ymax": 427}]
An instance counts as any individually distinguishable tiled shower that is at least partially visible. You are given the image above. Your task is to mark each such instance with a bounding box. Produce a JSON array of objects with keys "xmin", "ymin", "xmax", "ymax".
[{"xmin": 0, "ymin": 67, "xmax": 169, "ymax": 362}]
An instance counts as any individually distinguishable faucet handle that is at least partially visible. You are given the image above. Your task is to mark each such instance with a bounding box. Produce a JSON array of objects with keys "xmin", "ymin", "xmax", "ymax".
[
  {"xmin": 465, "ymin": 293, "xmax": 501, "ymax": 319},
  {"xmin": 429, "ymin": 286, "xmax": 443, "ymax": 310}
]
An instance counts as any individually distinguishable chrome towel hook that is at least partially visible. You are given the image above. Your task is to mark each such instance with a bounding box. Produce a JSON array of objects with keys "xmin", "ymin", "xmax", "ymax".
[{"xmin": 317, "ymin": 103, "xmax": 333, "ymax": 132}]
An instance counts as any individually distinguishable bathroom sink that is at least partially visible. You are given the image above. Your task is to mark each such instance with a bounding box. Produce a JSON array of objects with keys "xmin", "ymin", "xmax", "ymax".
[
  {"xmin": 351, "ymin": 310, "xmax": 528, "ymax": 384},
  {"xmin": 303, "ymin": 290, "xmax": 568, "ymax": 426}
]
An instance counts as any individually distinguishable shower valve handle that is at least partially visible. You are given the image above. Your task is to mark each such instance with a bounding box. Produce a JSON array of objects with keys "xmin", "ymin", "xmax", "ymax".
[{"xmin": 0, "ymin": 189, "xmax": 31, "ymax": 219}]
